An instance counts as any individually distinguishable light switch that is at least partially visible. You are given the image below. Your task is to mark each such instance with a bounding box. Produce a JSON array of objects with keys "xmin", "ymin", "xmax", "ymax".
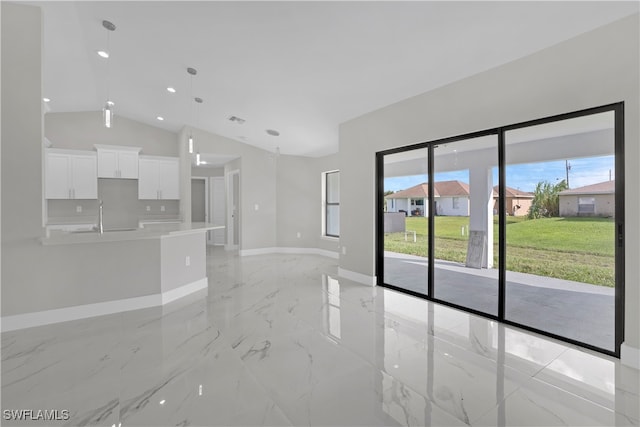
[
  {"xmin": 185, "ymin": 256, "xmax": 191, "ymax": 266},
  {"xmin": 296, "ymin": 232, "xmax": 301, "ymax": 238},
  {"xmin": 146, "ymin": 206, "xmax": 151, "ymax": 212},
  {"xmin": 161, "ymin": 205, "xmax": 165, "ymax": 212},
  {"xmin": 76, "ymin": 205, "xmax": 82, "ymax": 213},
  {"xmin": 254, "ymin": 204, "xmax": 259, "ymax": 211},
  {"xmin": 342, "ymin": 246, "xmax": 347, "ymax": 255}
]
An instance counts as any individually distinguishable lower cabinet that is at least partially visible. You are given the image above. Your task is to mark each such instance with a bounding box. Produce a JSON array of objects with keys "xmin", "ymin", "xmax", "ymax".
[{"xmin": 138, "ymin": 156, "xmax": 180, "ymax": 200}]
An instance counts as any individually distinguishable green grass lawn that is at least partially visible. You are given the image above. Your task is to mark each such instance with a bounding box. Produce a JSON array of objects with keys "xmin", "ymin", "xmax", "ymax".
[{"xmin": 384, "ymin": 216, "xmax": 615, "ymax": 287}]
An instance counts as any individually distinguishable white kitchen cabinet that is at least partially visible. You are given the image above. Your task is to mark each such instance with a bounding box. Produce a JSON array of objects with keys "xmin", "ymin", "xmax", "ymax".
[
  {"xmin": 45, "ymin": 149, "xmax": 98, "ymax": 199},
  {"xmin": 95, "ymin": 145, "xmax": 141, "ymax": 179},
  {"xmin": 138, "ymin": 156, "xmax": 180, "ymax": 200}
]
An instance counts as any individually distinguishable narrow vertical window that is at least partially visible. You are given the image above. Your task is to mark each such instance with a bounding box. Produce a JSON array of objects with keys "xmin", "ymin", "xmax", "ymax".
[{"xmin": 324, "ymin": 171, "xmax": 340, "ymax": 237}]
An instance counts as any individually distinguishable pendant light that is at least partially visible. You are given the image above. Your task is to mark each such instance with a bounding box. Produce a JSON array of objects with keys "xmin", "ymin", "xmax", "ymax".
[
  {"xmin": 187, "ymin": 67, "xmax": 197, "ymax": 153},
  {"xmin": 101, "ymin": 20, "xmax": 116, "ymax": 128},
  {"xmin": 194, "ymin": 97, "xmax": 203, "ymax": 165}
]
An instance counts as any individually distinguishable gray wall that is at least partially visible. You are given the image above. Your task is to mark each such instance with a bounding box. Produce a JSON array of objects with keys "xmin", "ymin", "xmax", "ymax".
[
  {"xmin": 47, "ymin": 180, "xmax": 180, "ymax": 226},
  {"xmin": 276, "ymin": 153, "xmax": 340, "ymax": 254},
  {"xmin": 161, "ymin": 233, "xmax": 206, "ymax": 293},
  {"xmin": 45, "ymin": 111, "xmax": 178, "ymax": 156},
  {"xmin": 191, "ymin": 166, "xmax": 224, "ymax": 177},
  {"xmin": 179, "ymin": 129, "xmax": 277, "ymax": 251},
  {"xmin": 338, "ymin": 14, "xmax": 639, "ymax": 350}
]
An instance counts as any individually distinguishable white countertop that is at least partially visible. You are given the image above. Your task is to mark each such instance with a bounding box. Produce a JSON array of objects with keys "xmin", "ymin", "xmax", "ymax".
[{"xmin": 41, "ymin": 222, "xmax": 225, "ymax": 246}]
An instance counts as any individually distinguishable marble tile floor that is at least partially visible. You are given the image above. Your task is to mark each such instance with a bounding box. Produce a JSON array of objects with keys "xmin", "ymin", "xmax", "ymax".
[{"xmin": 1, "ymin": 248, "xmax": 638, "ymax": 426}]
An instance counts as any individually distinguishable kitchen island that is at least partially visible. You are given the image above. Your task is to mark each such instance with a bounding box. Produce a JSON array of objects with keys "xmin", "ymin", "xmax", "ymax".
[{"xmin": 2, "ymin": 223, "xmax": 224, "ymax": 332}]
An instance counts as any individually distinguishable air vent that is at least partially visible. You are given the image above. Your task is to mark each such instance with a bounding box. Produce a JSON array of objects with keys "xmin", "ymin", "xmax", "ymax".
[{"xmin": 228, "ymin": 116, "xmax": 246, "ymax": 124}]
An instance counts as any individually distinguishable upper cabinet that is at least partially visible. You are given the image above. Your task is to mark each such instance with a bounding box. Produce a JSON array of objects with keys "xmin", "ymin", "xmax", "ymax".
[
  {"xmin": 94, "ymin": 145, "xmax": 141, "ymax": 179},
  {"xmin": 45, "ymin": 149, "xmax": 98, "ymax": 199},
  {"xmin": 138, "ymin": 155, "xmax": 180, "ymax": 200}
]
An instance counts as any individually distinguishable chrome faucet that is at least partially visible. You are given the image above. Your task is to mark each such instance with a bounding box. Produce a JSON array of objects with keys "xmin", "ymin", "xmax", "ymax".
[{"xmin": 96, "ymin": 200, "xmax": 104, "ymax": 234}]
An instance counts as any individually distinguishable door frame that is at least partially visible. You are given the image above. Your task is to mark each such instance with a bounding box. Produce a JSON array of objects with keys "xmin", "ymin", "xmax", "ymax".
[{"xmin": 225, "ymin": 169, "xmax": 240, "ymax": 250}]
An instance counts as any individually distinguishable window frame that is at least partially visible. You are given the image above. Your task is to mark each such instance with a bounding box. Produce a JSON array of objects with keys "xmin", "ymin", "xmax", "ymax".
[{"xmin": 322, "ymin": 170, "xmax": 340, "ymax": 239}]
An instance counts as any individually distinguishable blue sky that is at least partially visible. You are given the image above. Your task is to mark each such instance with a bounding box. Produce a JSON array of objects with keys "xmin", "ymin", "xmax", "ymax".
[{"xmin": 384, "ymin": 155, "xmax": 615, "ymax": 193}]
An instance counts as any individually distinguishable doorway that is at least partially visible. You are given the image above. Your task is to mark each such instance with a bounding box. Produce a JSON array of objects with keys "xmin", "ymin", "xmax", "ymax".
[
  {"xmin": 191, "ymin": 177, "xmax": 208, "ymax": 223},
  {"xmin": 226, "ymin": 169, "xmax": 240, "ymax": 250}
]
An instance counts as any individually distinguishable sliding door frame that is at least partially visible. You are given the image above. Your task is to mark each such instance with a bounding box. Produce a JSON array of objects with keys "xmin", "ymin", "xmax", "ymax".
[{"xmin": 375, "ymin": 102, "xmax": 625, "ymax": 357}]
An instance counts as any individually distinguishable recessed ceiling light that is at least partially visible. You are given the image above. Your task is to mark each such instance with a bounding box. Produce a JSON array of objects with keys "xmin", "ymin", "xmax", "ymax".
[
  {"xmin": 266, "ymin": 129, "xmax": 280, "ymax": 137},
  {"xmin": 156, "ymin": 116, "xmax": 164, "ymax": 121},
  {"xmin": 97, "ymin": 50, "xmax": 109, "ymax": 59},
  {"xmin": 43, "ymin": 97, "xmax": 50, "ymax": 102},
  {"xmin": 166, "ymin": 87, "xmax": 176, "ymax": 93}
]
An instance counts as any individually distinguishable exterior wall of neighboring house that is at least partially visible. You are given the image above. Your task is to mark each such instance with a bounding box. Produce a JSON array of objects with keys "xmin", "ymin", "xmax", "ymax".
[
  {"xmin": 386, "ymin": 198, "xmax": 409, "ymax": 214},
  {"xmin": 436, "ymin": 196, "xmax": 469, "ymax": 216},
  {"xmin": 495, "ymin": 197, "xmax": 533, "ymax": 216},
  {"xmin": 560, "ymin": 194, "xmax": 615, "ymax": 217}
]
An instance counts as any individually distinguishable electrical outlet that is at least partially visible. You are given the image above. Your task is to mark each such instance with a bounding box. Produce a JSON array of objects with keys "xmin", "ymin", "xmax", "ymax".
[
  {"xmin": 76, "ymin": 205, "xmax": 82, "ymax": 213},
  {"xmin": 146, "ymin": 206, "xmax": 151, "ymax": 212},
  {"xmin": 254, "ymin": 204, "xmax": 259, "ymax": 211},
  {"xmin": 342, "ymin": 246, "xmax": 347, "ymax": 255},
  {"xmin": 161, "ymin": 205, "xmax": 165, "ymax": 212},
  {"xmin": 185, "ymin": 256, "xmax": 190, "ymax": 266},
  {"xmin": 296, "ymin": 232, "xmax": 301, "ymax": 238}
]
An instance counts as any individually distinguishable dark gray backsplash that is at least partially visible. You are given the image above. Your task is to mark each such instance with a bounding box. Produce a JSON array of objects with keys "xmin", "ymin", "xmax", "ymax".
[{"xmin": 47, "ymin": 179, "xmax": 180, "ymax": 227}]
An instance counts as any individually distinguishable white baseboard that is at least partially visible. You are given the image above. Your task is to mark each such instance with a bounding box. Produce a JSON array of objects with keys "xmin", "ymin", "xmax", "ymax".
[
  {"xmin": 338, "ymin": 267, "xmax": 376, "ymax": 286},
  {"xmin": 162, "ymin": 278, "xmax": 208, "ymax": 305},
  {"xmin": 239, "ymin": 247, "xmax": 278, "ymax": 256},
  {"xmin": 239, "ymin": 246, "xmax": 339, "ymax": 259},
  {"xmin": 620, "ymin": 342, "xmax": 640, "ymax": 369},
  {"xmin": 276, "ymin": 247, "xmax": 339, "ymax": 259},
  {"xmin": 1, "ymin": 277, "xmax": 209, "ymax": 333}
]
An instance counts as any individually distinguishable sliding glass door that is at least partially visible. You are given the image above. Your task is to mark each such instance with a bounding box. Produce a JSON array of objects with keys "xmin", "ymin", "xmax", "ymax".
[
  {"xmin": 504, "ymin": 109, "xmax": 620, "ymax": 352},
  {"xmin": 432, "ymin": 135, "xmax": 499, "ymax": 316},
  {"xmin": 376, "ymin": 103, "xmax": 624, "ymax": 356},
  {"xmin": 381, "ymin": 148, "xmax": 429, "ymax": 296}
]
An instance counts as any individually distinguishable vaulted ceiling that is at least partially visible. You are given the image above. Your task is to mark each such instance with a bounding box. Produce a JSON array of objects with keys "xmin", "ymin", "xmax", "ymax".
[{"xmin": 35, "ymin": 1, "xmax": 638, "ymax": 157}]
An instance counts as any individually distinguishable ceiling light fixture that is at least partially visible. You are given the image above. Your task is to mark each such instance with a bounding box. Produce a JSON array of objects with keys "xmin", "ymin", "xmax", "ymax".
[
  {"xmin": 187, "ymin": 67, "xmax": 197, "ymax": 154},
  {"xmin": 166, "ymin": 87, "xmax": 176, "ymax": 93},
  {"xmin": 266, "ymin": 129, "xmax": 280, "ymax": 137},
  {"xmin": 194, "ymin": 97, "xmax": 204, "ymax": 162},
  {"xmin": 97, "ymin": 50, "xmax": 109, "ymax": 59},
  {"xmin": 101, "ymin": 20, "xmax": 116, "ymax": 128},
  {"xmin": 156, "ymin": 116, "xmax": 164, "ymax": 121},
  {"xmin": 43, "ymin": 98, "xmax": 50, "ymax": 103}
]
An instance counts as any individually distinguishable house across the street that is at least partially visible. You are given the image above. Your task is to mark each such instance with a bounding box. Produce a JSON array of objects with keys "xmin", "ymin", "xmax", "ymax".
[
  {"xmin": 559, "ymin": 180, "xmax": 615, "ymax": 217},
  {"xmin": 386, "ymin": 180, "xmax": 533, "ymax": 217}
]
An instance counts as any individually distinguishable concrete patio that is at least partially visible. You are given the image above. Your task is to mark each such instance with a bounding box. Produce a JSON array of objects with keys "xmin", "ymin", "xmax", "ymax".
[{"xmin": 383, "ymin": 251, "xmax": 615, "ymax": 351}]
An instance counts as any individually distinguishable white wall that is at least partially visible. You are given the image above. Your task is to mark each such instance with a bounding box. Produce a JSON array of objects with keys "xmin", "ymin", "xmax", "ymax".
[
  {"xmin": 276, "ymin": 153, "xmax": 340, "ymax": 254},
  {"xmin": 339, "ymin": 15, "xmax": 639, "ymax": 352},
  {"xmin": 437, "ymin": 196, "xmax": 470, "ymax": 216}
]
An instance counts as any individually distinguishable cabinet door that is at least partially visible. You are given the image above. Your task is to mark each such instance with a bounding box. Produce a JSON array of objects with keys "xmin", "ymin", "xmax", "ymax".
[
  {"xmin": 138, "ymin": 158, "xmax": 159, "ymax": 199},
  {"xmin": 46, "ymin": 153, "xmax": 71, "ymax": 199},
  {"xmin": 71, "ymin": 155, "xmax": 98, "ymax": 199},
  {"xmin": 97, "ymin": 150, "xmax": 118, "ymax": 178},
  {"xmin": 158, "ymin": 159, "xmax": 180, "ymax": 199},
  {"xmin": 118, "ymin": 151, "xmax": 139, "ymax": 179}
]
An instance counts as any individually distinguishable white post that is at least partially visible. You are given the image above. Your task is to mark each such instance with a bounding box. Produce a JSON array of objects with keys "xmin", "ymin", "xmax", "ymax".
[{"xmin": 469, "ymin": 167, "xmax": 494, "ymax": 268}]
